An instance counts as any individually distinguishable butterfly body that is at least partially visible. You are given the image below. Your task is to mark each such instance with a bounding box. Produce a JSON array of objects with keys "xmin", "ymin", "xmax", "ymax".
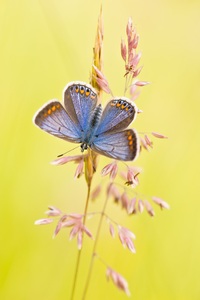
[
  {"xmin": 33, "ymin": 82, "xmax": 140, "ymax": 161},
  {"xmin": 80, "ymin": 103, "xmax": 103, "ymax": 150}
]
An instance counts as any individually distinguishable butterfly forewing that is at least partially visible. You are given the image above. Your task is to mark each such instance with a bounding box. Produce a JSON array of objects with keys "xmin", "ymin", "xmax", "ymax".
[
  {"xmin": 95, "ymin": 98, "xmax": 138, "ymax": 135},
  {"xmin": 33, "ymin": 100, "xmax": 82, "ymax": 143},
  {"xmin": 92, "ymin": 129, "xmax": 139, "ymax": 161},
  {"xmin": 63, "ymin": 82, "xmax": 98, "ymax": 131}
]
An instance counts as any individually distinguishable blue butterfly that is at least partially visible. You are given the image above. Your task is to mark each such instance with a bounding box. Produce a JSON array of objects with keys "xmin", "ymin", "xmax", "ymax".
[{"xmin": 33, "ymin": 82, "xmax": 139, "ymax": 161}]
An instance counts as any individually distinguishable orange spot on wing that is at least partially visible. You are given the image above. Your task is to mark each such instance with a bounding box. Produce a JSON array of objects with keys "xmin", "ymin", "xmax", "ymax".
[
  {"xmin": 128, "ymin": 135, "xmax": 132, "ymax": 141},
  {"xmin": 90, "ymin": 94, "xmax": 96, "ymax": 99},
  {"xmin": 52, "ymin": 105, "xmax": 56, "ymax": 111},
  {"xmin": 80, "ymin": 88, "xmax": 85, "ymax": 94},
  {"xmin": 47, "ymin": 109, "xmax": 52, "ymax": 115},
  {"xmin": 129, "ymin": 140, "xmax": 133, "ymax": 146}
]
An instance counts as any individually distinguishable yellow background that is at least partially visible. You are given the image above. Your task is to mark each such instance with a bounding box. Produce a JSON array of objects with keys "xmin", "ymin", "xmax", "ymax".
[{"xmin": 1, "ymin": 0, "xmax": 199, "ymax": 299}]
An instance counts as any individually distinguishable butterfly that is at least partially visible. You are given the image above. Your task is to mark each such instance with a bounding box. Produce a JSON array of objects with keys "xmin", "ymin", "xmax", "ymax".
[{"xmin": 33, "ymin": 81, "xmax": 140, "ymax": 161}]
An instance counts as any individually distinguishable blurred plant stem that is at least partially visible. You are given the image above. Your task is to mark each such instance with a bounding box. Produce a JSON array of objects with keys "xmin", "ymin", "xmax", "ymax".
[
  {"xmin": 70, "ymin": 181, "xmax": 92, "ymax": 300},
  {"xmin": 82, "ymin": 184, "xmax": 111, "ymax": 299}
]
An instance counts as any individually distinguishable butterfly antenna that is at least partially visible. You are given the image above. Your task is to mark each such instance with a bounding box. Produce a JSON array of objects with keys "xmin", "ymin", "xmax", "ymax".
[{"xmin": 57, "ymin": 145, "xmax": 80, "ymax": 157}]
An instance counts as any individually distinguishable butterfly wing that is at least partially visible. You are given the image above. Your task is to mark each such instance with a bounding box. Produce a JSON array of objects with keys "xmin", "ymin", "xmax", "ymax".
[
  {"xmin": 95, "ymin": 97, "xmax": 138, "ymax": 135},
  {"xmin": 33, "ymin": 100, "xmax": 82, "ymax": 143},
  {"xmin": 91, "ymin": 129, "xmax": 139, "ymax": 161},
  {"xmin": 63, "ymin": 82, "xmax": 98, "ymax": 131}
]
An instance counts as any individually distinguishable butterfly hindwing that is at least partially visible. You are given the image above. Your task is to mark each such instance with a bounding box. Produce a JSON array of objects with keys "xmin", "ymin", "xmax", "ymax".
[
  {"xmin": 63, "ymin": 82, "xmax": 98, "ymax": 131},
  {"xmin": 95, "ymin": 98, "xmax": 138, "ymax": 135},
  {"xmin": 33, "ymin": 100, "xmax": 82, "ymax": 143},
  {"xmin": 91, "ymin": 129, "xmax": 139, "ymax": 161}
]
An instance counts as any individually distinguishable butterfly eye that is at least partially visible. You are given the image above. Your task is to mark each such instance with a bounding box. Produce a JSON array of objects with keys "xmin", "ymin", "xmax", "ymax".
[{"xmin": 75, "ymin": 85, "xmax": 79, "ymax": 93}]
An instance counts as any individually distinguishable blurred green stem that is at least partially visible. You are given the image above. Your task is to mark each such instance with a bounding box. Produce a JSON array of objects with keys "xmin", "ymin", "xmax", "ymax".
[
  {"xmin": 81, "ymin": 183, "xmax": 112, "ymax": 299},
  {"xmin": 70, "ymin": 182, "xmax": 91, "ymax": 300}
]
